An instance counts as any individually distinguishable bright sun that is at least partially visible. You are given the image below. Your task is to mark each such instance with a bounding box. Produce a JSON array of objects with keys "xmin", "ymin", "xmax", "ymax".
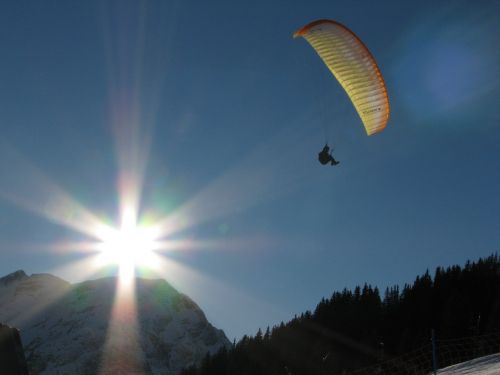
[{"xmin": 96, "ymin": 207, "xmax": 159, "ymax": 281}]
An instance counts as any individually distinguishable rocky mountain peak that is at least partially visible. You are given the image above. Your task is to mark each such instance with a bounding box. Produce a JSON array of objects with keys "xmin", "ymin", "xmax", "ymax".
[
  {"xmin": 0, "ymin": 270, "xmax": 28, "ymax": 286},
  {"xmin": 0, "ymin": 271, "xmax": 230, "ymax": 375}
]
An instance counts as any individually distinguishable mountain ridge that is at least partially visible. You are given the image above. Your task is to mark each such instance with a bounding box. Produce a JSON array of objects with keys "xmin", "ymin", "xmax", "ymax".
[
  {"xmin": 0, "ymin": 270, "xmax": 230, "ymax": 374},
  {"xmin": 0, "ymin": 269, "xmax": 29, "ymax": 286}
]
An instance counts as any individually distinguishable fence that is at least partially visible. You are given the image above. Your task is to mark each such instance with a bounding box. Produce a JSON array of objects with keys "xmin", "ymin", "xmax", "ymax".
[{"xmin": 349, "ymin": 331, "xmax": 500, "ymax": 375}]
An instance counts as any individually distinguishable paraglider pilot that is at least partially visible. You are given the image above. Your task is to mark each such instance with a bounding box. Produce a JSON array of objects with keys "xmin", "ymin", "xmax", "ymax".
[{"xmin": 318, "ymin": 144, "xmax": 339, "ymax": 166}]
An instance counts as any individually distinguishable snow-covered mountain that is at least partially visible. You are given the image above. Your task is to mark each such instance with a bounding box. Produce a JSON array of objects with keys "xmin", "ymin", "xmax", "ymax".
[{"xmin": 0, "ymin": 270, "xmax": 230, "ymax": 374}]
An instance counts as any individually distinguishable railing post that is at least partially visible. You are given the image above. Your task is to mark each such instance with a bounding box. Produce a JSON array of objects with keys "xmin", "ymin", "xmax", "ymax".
[{"xmin": 432, "ymin": 329, "xmax": 438, "ymax": 375}]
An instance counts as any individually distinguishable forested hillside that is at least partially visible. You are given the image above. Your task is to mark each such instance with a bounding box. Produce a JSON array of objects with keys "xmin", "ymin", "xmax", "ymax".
[{"xmin": 182, "ymin": 254, "xmax": 500, "ymax": 375}]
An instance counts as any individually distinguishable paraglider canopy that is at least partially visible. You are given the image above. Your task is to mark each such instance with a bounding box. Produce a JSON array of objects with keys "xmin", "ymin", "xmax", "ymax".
[{"xmin": 294, "ymin": 19, "xmax": 390, "ymax": 136}]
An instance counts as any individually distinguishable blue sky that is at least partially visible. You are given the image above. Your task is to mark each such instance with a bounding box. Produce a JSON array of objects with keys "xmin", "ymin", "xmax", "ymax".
[{"xmin": 0, "ymin": 0, "xmax": 499, "ymax": 341}]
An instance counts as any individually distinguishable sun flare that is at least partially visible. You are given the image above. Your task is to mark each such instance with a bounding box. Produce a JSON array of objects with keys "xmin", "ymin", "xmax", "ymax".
[{"xmin": 96, "ymin": 207, "xmax": 160, "ymax": 281}]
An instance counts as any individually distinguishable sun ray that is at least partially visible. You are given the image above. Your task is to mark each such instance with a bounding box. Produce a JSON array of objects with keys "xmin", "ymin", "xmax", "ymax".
[
  {"xmin": 0, "ymin": 142, "xmax": 111, "ymax": 240},
  {"xmin": 47, "ymin": 254, "xmax": 114, "ymax": 284},
  {"xmin": 99, "ymin": 276, "xmax": 143, "ymax": 374},
  {"xmin": 43, "ymin": 241, "xmax": 105, "ymax": 255},
  {"xmin": 150, "ymin": 234, "xmax": 283, "ymax": 255}
]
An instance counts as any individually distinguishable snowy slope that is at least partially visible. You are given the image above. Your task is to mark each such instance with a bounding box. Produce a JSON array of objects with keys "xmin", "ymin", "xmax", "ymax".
[
  {"xmin": 0, "ymin": 270, "xmax": 230, "ymax": 375},
  {"xmin": 437, "ymin": 353, "xmax": 500, "ymax": 374}
]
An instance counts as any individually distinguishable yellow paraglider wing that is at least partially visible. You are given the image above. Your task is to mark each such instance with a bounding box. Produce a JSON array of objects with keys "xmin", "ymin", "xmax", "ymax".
[{"xmin": 294, "ymin": 19, "xmax": 390, "ymax": 136}]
